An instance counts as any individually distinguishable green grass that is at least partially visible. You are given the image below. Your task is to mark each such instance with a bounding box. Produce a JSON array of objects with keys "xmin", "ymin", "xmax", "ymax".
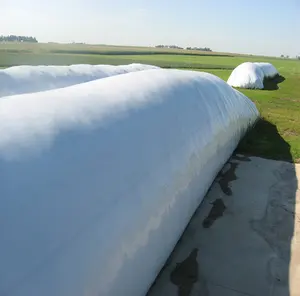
[
  {"xmin": 0, "ymin": 42, "xmax": 237, "ymax": 56},
  {"xmin": 236, "ymin": 71, "xmax": 300, "ymax": 162},
  {"xmin": 193, "ymin": 68, "xmax": 300, "ymax": 162},
  {"xmin": 1, "ymin": 42, "xmax": 300, "ymax": 162}
]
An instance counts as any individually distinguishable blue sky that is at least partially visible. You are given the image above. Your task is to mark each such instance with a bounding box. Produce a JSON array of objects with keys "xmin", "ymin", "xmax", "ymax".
[{"xmin": 1, "ymin": 0, "xmax": 299, "ymax": 56}]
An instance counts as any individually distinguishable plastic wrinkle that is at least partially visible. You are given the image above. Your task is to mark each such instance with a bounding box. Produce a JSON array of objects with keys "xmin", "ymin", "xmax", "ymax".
[
  {"xmin": 227, "ymin": 62, "xmax": 279, "ymax": 89},
  {"xmin": 0, "ymin": 63, "xmax": 159, "ymax": 97},
  {"xmin": 0, "ymin": 69, "xmax": 259, "ymax": 296}
]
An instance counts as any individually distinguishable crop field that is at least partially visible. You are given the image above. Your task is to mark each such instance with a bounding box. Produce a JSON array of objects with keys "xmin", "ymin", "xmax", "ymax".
[{"xmin": 1, "ymin": 42, "xmax": 300, "ymax": 161}]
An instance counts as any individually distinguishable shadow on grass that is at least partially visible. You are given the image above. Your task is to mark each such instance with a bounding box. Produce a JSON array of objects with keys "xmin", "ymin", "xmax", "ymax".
[
  {"xmin": 263, "ymin": 74, "xmax": 285, "ymax": 91},
  {"xmin": 236, "ymin": 118, "xmax": 293, "ymax": 162}
]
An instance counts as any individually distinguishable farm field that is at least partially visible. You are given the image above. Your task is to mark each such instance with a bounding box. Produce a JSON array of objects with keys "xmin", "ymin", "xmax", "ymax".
[{"xmin": 1, "ymin": 42, "xmax": 300, "ymax": 161}]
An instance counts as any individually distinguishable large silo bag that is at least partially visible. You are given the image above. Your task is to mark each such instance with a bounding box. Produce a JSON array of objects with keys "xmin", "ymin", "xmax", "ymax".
[
  {"xmin": 0, "ymin": 63, "xmax": 159, "ymax": 97},
  {"xmin": 0, "ymin": 69, "xmax": 259, "ymax": 296}
]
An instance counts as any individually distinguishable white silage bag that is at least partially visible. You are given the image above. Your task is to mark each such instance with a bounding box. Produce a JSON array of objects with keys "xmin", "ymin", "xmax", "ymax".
[
  {"xmin": 0, "ymin": 69, "xmax": 259, "ymax": 296},
  {"xmin": 227, "ymin": 62, "xmax": 279, "ymax": 89},
  {"xmin": 254, "ymin": 62, "xmax": 278, "ymax": 78},
  {"xmin": 227, "ymin": 62, "xmax": 265, "ymax": 89},
  {"xmin": 0, "ymin": 63, "xmax": 159, "ymax": 97}
]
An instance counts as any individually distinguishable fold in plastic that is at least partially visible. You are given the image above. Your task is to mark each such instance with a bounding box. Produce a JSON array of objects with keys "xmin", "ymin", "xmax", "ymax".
[
  {"xmin": 0, "ymin": 63, "xmax": 159, "ymax": 97},
  {"xmin": 0, "ymin": 69, "xmax": 259, "ymax": 296},
  {"xmin": 227, "ymin": 62, "xmax": 279, "ymax": 89}
]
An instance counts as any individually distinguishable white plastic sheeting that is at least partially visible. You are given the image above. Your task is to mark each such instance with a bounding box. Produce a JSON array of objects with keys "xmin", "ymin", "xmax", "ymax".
[
  {"xmin": 227, "ymin": 62, "xmax": 279, "ymax": 89},
  {"xmin": 254, "ymin": 62, "xmax": 278, "ymax": 78},
  {"xmin": 0, "ymin": 69, "xmax": 259, "ymax": 296},
  {"xmin": 227, "ymin": 62, "xmax": 265, "ymax": 89},
  {"xmin": 0, "ymin": 63, "xmax": 159, "ymax": 97}
]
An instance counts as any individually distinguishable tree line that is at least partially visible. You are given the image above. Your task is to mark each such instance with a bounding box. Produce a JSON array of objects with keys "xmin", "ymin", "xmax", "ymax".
[
  {"xmin": 0, "ymin": 35, "xmax": 38, "ymax": 43},
  {"xmin": 155, "ymin": 45, "xmax": 212, "ymax": 52},
  {"xmin": 186, "ymin": 46, "xmax": 212, "ymax": 52},
  {"xmin": 156, "ymin": 45, "xmax": 184, "ymax": 50}
]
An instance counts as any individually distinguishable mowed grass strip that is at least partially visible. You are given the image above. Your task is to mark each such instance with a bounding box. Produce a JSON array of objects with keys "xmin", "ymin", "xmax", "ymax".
[
  {"xmin": 0, "ymin": 52, "xmax": 235, "ymax": 70},
  {"xmin": 0, "ymin": 42, "xmax": 236, "ymax": 56},
  {"xmin": 1, "ymin": 43, "xmax": 299, "ymax": 162},
  {"xmin": 1, "ymin": 42, "xmax": 298, "ymax": 70}
]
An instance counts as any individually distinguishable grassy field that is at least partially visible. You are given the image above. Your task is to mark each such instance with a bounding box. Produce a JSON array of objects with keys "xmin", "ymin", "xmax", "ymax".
[{"xmin": 1, "ymin": 42, "xmax": 300, "ymax": 162}]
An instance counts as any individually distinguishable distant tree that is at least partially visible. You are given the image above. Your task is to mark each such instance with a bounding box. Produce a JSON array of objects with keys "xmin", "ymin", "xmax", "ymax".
[
  {"xmin": 280, "ymin": 54, "xmax": 284, "ymax": 58},
  {"xmin": 155, "ymin": 45, "xmax": 184, "ymax": 50},
  {"xmin": 156, "ymin": 45, "xmax": 213, "ymax": 52},
  {"xmin": 185, "ymin": 46, "xmax": 212, "ymax": 52},
  {"xmin": 0, "ymin": 35, "xmax": 38, "ymax": 43}
]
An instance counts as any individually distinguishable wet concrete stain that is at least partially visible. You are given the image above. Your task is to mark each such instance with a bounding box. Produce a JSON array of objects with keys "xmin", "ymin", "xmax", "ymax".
[
  {"xmin": 170, "ymin": 248, "xmax": 199, "ymax": 296},
  {"xmin": 202, "ymin": 198, "xmax": 227, "ymax": 228},
  {"xmin": 217, "ymin": 162, "xmax": 239, "ymax": 196}
]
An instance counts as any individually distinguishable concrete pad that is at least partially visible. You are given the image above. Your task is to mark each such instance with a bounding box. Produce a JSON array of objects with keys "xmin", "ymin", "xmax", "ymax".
[{"xmin": 147, "ymin": 156, "xmax": 300, "ymax": 296}]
